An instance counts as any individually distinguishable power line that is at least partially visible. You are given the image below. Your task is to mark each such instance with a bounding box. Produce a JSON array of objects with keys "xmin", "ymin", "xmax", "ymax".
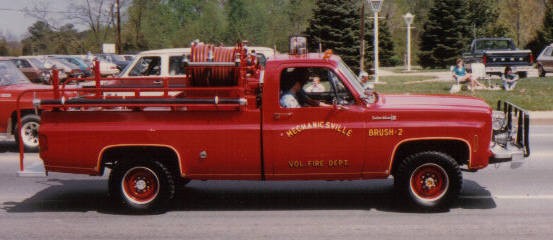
[{"xmin": 0, "ymin": 7, "xmax": 79, "ymax": 14}]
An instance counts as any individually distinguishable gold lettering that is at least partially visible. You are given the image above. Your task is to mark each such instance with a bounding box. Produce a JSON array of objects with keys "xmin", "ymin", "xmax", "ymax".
[{"xmin": 286, "ymin": 130, "xmax": 293, "ymax": 137}]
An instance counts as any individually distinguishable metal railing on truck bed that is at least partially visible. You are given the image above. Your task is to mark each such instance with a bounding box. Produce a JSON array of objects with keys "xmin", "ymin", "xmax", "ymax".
[
  {"xmin": 490, "ymin": 100, "xmax": 530, "ymax": 163},
  {"xmin": 16, "ymin": 43, "xmax": 262, "ymax": 174}
]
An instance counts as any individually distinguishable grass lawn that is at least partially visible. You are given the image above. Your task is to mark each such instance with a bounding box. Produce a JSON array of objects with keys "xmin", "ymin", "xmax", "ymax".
[{"xmin": 377, "ymin": 76, "xmax": 553, "ymax": 111}]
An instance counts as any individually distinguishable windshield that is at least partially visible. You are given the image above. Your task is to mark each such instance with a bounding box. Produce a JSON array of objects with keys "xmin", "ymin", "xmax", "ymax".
[
  {"xmin": 111, "ymin": 54, "xmax": 126, "ymax": 62},
  {"xmin": 28, "ymin": 58, "xmax": 45, "ymax": 68},
  {"xmin": 0, "ymin": 60, "xmax": 30, "ymax": 86},
  {"xmin": 336, "ymin": 59, "xmax": 366, "ymax": 99},
  {"xmin": 475, "ymin": 40, "xmax": 515, "ymax": 51}
]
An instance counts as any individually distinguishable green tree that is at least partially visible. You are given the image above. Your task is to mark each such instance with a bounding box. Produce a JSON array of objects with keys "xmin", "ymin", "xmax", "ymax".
[
  {"xmin": 21, "ymin": 21, "xmax": 53, "ymax": 55},
  {"xmin": 526, "ymin": 3, "xmax": 553, "ymax": 55},
  {"xmin": 305, "ymin": 0, "xmax": 361, "ymax": 71},
  {"xmin": 467, "ymin": 0, "xmax": 509, "ymax": 38},
  {"xmin": 0, "ymin": 38, "xmax": 9, "ymax": 56},
  {"xmin": 367, "ymin": 16, "xmax": 398, "ymax": 67},
  {"xmin": 226, "ymin": 0, "xmax": 250, "ymax": 43},
  {"xmin": 418, "ymin": 0, "xmax": 471, "ymax": 68}
]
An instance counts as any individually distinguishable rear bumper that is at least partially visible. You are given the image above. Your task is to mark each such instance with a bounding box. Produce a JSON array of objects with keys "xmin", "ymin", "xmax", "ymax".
[
  {"xmin": 485, "ymin": 65, "xmax": 533, "ymax": 74},
  {"xmin": 489, "ymin": 101, "xmax": 530, "ymax": 164}
]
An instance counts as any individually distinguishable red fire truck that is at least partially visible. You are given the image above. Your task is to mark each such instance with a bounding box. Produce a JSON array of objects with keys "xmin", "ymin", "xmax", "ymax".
[{"xmin": 20, "ymin": 37, "xmax": 530, "ymax": 212}]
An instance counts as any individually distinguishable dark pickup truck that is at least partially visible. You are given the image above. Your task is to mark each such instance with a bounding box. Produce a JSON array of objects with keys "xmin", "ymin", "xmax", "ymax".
[{"xmin": 463, "ymin": 38, "xmax": 534, "ymax": 78}]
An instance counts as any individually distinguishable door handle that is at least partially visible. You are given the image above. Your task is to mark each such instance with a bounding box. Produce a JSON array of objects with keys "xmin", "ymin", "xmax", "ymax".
[
  {"xmin": 153, "ymin": 80, "xmax": 162, "ymax": 85},
  {"xmin": 273, "ymin": 112, "xmax": 293, "ymax": 120}
]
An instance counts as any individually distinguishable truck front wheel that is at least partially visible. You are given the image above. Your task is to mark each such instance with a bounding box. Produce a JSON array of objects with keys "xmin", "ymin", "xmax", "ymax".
[
  {"xmin": 109, "ymin": 160, "xmax": 175, "ymax": 212},
  {"xmin": 394, "ymin": 151, "xmax": 462, "ymax": 210}
]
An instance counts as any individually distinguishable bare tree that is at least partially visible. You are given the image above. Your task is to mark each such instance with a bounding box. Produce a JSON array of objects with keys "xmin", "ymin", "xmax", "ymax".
[{"xmin": 66, "ymin": 0, "xmax": 115, "ymax": 47}]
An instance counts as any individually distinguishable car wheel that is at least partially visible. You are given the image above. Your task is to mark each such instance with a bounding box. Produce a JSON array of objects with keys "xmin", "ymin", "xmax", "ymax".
[
  {"xmin": 394, "ymin": 151, "xmax": 462, "ymax": 210},
  {"xmin": 538, "ymin": 66, "xmax": 546, "ymax": 77},
  {"xmin": 518, "ymin": 71, "xmax": 528, "ymax": 78},
  {"xmin": 109, "ymin": 160, "xmax": 175, "ymax": 212},
  {"xmin": 15, "ymin": 114, "xmax": 41, "ymax": 152}
]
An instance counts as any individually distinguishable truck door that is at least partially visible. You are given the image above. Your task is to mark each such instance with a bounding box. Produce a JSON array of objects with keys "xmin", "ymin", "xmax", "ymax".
[{"xmin": 262, "ymin": 65, "xmax": 367, "ymax": 180}]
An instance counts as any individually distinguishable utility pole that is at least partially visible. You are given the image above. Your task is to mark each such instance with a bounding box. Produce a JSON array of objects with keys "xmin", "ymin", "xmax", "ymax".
[
  {"xmin": 359, "ymin": 2, "xmax": 365, "ymax": 72},
  {"xmin": 115, "ymin": 0, "xmax": 121, "ymax": 54}
]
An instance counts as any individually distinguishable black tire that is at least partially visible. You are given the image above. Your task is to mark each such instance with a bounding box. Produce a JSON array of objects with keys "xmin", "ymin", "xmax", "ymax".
[
  {"xmin": 518, "ymin": 71, "xmax": 528, "ymax": 78},
  {"xmin": 109, "ymin": 160, "xmax": 175, "ymax": 212},
  {"xmin": 394, "ymin": 151, "xmax": 462, "ymax": 211},
  {"xmin": 15, "ymin": 114, "xmax": 41, "ymax": 152},
  {"xmin": 538, "ymin": 66, "xmax": 546, "ymax": 77}
]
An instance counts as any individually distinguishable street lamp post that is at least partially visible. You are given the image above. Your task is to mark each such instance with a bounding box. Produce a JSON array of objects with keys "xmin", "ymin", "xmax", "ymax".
[
  {"xmin": 403, "ymin": 12, "xmax": 414, "ymax": 72},
  {"xmin": 368, "ymin": 0, "xmax": 384, "ymax": 82}
]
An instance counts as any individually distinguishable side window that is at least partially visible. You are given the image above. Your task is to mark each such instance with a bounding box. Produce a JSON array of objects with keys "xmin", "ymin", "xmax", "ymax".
[
  {"xmin": 129, "ymin": 57, "xmax": 161, "ymax": 76},
  {"xmin": 545, "ymin": 47, "xmax": 553, "ymax": 57},
  {"xmin": 279, "ymin": 67, "xmax": 353, "ymax": 108},
  {"xmin": 169, "ymin": 56, "xmax": 185, "ymax": 75},
  {"xmin": 18, "ymin": 59, "xmax": 32, "ymax": 68}
]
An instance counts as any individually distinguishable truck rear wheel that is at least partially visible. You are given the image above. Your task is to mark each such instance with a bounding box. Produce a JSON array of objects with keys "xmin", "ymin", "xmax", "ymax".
[
  {"xmin": 15, "ymin": 114, "xmax": 41, "ymax": 152},
  {"xmin": 109, "ymin": 160, "xmax": 175, "ymax": 212},
  {"xmin": 394, "ymin": 151, "xmax": 462, "ymax": 210}
]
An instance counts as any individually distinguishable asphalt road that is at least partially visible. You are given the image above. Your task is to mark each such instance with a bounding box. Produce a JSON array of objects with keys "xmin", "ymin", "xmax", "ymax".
[{"xmin": 0, "ymin": 125, "xmax": 552, "ymax": 239}]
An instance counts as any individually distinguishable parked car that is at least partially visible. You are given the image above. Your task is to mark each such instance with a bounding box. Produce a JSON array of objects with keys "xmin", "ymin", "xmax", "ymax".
[
  {"xmin": 54, "ymin": 56, "xmax": 92, "ymax": 77},
  {"xmin": 246, "ymin": 46, "xmax": 277, "ymax": 66},
  {"xmin": 80, "ymin": 55, "xmax": 120, "ymax": 77},
  {"xmin": 121, "ymin": 54, "xmax": 135, "ymax": 62},
  {"xmin": 463, "ymin": 38, "xmax": 534, "ymax": 78},
  {"xmin": 0, "ymin": 58, "xmax": 55, "ymax": 151},
  {"xmin": 10, "ymin": 57, "xmax": 50, "ymax": 83},
  {"xmin": 19, "ymin": 56, "xmax": 68, "ymax": 84},
  {"xmin": 42, "ymin": 57, "xmax": 84, "ymax": 80},
  {"xmin": 111, "ymin": 48, "xmax": 190, "ymax": 87},
  {"xmin": 96, "ymin": 53, "xmax": 129, "ymax": 71},
  {"xmin": 537, "ymin": 44, "xmax": 553, "ymax": 77}
]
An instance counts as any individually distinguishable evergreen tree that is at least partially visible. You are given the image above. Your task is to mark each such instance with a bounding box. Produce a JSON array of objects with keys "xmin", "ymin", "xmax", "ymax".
[
  {"xmin": 305, "ymin": 0, "xmax": 397, "ymax": 71},
  {"xmin": 526, "ymin": 3, "xmax": 553, "ymax": 55},
  {"xmin": 305, "ymin": 0, "xmax": 360, "ymax": 71},
  {"xmin": 367, "ymin": 16, "xmax": 398, "ymax": 67},
  {"xmin": 418, "ymin": 0, "xmax": 471, "ymax": 68}
]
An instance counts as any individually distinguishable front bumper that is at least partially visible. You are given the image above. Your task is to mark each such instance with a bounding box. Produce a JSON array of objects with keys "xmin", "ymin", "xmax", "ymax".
[{"xmin": 489, "ymin": 101, "xmax": 530, "ymax": 164}]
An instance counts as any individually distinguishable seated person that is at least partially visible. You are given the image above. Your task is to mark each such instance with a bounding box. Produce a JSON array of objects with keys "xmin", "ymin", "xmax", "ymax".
[
  {"xmin": 305, "ymin": 76, "xmax": 325, "ymax": 92},
  {"xmin": 280, "ymin": 72, "xmax": 330, "ymax": 108},
  {"xmin": 452, "ymin": 58, "xmax": 484, "ymax": 90},
  {"xmin": 358, "ymin": 71, "xmax": 373, "ymax": 89},
  {"xmin": 280, "ymin": 80, "xmax": 302, "ymax": 108},
  {"xmin": 502, "ymin": 66, "xmax": 519, "ymax": 91}
]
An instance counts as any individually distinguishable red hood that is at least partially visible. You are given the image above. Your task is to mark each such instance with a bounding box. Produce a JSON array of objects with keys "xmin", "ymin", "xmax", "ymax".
[{"xmin": 378, "ymin": 94, "xmax": 491, "ymax": 113}]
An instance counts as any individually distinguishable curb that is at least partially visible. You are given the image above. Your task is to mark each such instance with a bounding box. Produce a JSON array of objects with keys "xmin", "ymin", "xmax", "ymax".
[{"xmin": 530, "ymin": 112, "xmax": 553, "ymax": 125}]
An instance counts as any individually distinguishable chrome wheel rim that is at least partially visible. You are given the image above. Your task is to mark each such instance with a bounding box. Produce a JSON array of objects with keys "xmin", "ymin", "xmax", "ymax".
[{"xmin": 21, "ymin": 121, "xmax": 39, "ymax": 148}]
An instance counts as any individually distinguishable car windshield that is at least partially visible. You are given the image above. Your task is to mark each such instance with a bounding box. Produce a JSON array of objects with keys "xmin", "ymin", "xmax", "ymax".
[
  {"xmin": 111, "ymin": 54, "xmax": 126, "ymax": 62},
  {"xmin": 475, "ymin": 40, "xmax": 514, "ymax": 51},
  {"xmin": 0, "ymin": 60, "xmax": 30, "ymax": 86},
  {"xmin": 336, "ymin": 58, "xmax": 365, "ymax": 99},
  {"xmin": 60, "ymin": 57, "xmax": 88, "ymax": 69},
  {"xmin": 27, "ymin": 58, "xmax": 45, "ymax": 68}
]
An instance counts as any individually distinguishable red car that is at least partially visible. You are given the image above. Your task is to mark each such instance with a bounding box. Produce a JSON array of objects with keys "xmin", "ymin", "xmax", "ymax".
[{"xmin": 0, "ymin": 59, "xmax": 60, "ymax": 151}]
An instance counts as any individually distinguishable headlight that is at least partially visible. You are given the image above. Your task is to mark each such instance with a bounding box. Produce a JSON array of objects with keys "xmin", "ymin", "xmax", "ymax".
[{"xmin": 492, "ymin": 110, "xmax": 506, "ymax": 130}]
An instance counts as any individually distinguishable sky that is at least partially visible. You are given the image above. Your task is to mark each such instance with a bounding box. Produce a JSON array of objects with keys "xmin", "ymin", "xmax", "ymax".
[{"xmin": 0, "ymin": 0, "xmax": 79, "ymax": 40}]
